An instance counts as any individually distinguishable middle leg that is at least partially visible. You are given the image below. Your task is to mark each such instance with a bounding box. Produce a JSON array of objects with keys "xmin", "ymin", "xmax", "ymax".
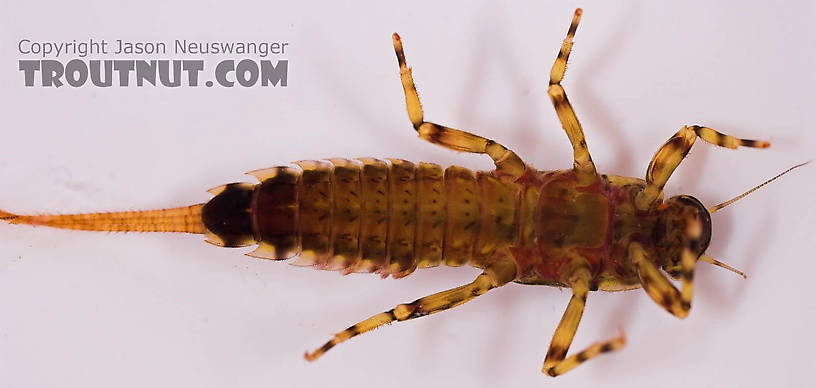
[
  {"xmin": 542, "ymin": 258, "xmax": 626, "ymax": 377},
  {"xmin": 548, "ymin": 8, "xmax": 598, "ymax": 182}
]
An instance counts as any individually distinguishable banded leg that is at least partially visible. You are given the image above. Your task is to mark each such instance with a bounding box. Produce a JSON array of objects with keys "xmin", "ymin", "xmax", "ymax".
[
  {"xmin": 629, "ymin": 242, "xmax": 696, "ymax": 318},
  {"xmin": 635, "ymin": 125, "xmax": 770, "ymax": 210},
  {"xmin": 392, "ymin": 33, "xmax": 526, "ymax": 179},
  {"xmin": 304, "ymin": 255, "xmax": 518, "ymax": 361},
  {"xmin": 542, "ymin": 259, "xmax": 626, "ymax": 377},
  {"xmin": 548, "ymin": 9, "xmax": 597, "ymax": 182}
]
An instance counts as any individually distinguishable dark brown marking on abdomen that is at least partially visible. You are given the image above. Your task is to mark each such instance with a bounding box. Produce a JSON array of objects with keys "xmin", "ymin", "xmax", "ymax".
[
  {"xmin": 202, "ymin": 182, "xmax": 255, "ymax": 247},
  {"xmin": 251, "ymin": 166, "xmax": 301, "ymax": 260}
]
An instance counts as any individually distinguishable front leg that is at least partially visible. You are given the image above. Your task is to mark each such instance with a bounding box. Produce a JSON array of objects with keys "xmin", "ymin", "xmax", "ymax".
[
  {"xmin": 635, "ymin": 125, "xmax": 769, "ymax": 210},
  {"xmin": 629, "ymin": 242, "xmax": 696, "ymax": 318}
]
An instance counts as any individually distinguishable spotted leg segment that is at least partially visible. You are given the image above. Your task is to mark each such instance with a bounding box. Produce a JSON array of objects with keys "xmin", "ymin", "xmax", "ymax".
[
  {"xmin": 548, "ymin": 8, "xmax": 597, "ymax": 182},
  {"xmin": 635, "ymin": 125, "xmax": 770, "ymax": 210},
  {"xmin": 304, "ymin": 255, "xmax": 518, "ymax": 361},
  {"xmin": 629, "ymin": 242, "xmax": 696, "ymax": 318},
  {"xmin": 542, "ymin": 259, "xmax": 626, "ymax": 377},
  {"xmin": 391, "ymin": 33, "xmax": 527, "ymax": 180}
]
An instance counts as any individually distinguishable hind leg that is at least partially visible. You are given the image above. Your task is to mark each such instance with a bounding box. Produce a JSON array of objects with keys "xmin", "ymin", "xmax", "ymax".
[
  {"xmin": 304, "ymin": 256, "xmax": 517, "ymax": 361},
  {"xmin": 391, "ymin": 33, "xmax": 527, "ymax": 180}
]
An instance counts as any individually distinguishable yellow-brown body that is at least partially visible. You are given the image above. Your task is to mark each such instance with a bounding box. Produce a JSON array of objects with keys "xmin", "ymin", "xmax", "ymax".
[{"xmin": 201, "ymin": 159, "xmax": 656, "ymax": 292}]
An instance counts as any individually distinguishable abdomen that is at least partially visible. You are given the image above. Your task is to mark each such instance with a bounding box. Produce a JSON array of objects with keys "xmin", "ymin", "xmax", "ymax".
[{"xmin": 201, "ymin": 158, "xmax": 525, "ymax": 278}]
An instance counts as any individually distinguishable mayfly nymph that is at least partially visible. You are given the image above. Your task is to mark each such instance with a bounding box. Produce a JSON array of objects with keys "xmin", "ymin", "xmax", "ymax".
[{"xmin": 1, "ymin": 8, "xmax": 803, "ymax": 377}]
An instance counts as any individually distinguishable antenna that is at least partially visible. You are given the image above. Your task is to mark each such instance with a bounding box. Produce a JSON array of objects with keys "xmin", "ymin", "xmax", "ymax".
[
  {"xmin": 708, "ymin": 161, "xmax": 810, "ymax": 214},
  {"xmin": 699, "ymin": 254, "xmax": 747, "ymax": 279}
]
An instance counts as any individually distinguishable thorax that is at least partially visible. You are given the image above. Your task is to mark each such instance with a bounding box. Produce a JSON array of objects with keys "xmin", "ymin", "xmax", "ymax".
[{"xmin": 513, "ymin": 170, "xmax": 658, "ymax": 291}]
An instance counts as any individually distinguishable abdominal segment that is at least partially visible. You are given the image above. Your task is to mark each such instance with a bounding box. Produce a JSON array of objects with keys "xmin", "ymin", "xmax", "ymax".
[{"xmin": 201, "ymin": 158, "xmax": 524, "ymax": 278}]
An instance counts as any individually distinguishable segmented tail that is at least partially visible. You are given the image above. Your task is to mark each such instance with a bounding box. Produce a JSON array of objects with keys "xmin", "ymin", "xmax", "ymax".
[{"xmin": 0, "ymin": 204, "xmax": 206, "ymax": 234}]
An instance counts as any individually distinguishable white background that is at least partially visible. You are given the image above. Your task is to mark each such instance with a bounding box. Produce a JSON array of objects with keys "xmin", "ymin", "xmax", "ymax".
[{"xmin": 1, "ymin": 1, "xmax": 815, "ymax": 387}]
